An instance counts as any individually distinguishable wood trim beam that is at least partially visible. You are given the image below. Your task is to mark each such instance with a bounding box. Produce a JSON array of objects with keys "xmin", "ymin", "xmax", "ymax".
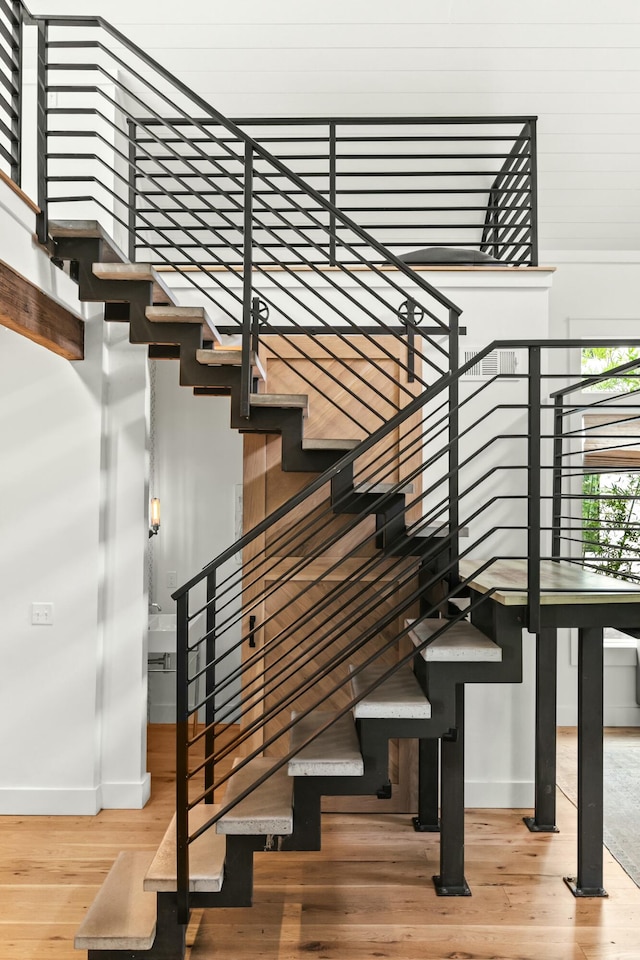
[
  {"xmin": 0, "ymin": 168, "xmax": 41, "ymax": 215},
  {"xmin": 0, "ymin": 259, "xmax": 84, "ymax": 360}
]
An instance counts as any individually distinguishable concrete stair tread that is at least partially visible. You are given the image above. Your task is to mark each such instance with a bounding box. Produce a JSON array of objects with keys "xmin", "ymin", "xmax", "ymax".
[
  {"xmin": 301, "ymin": 438, "xmax": 360, "ymax": 451},
  {"xmin": 406, "ymin": 618, "xmax": 502, "ymax": 662},
  {"xmin": 250, "ymin": 393, "xmax": 308, "ymax": 416},
  {"xmin": 146, "ymin": 305, "xmax": 220, "ymax": 342},
  {"xmin": 288, "ymin": 710, "xmax": 364, "ymax": 777},
  {"xmin": 349, "ymin": 663, "xmax": 431, "ymax": 719},
  {"xmin": 92, "ymin": 262, "xmax": 175, "ymax": 305},
  {"xmin": 74, "ymin": 850, "xmax": 156, "ymax": 950},
  {"xmin": 218, "ymin": 757, "xmax": 293, "ymax": 835},
  {"xmin": 144, "ymin": 807, "xmax": 226, "ymax": 893},
  {"xmin": 197, "ymin": 348, "xmax": 266, "ymax": 381}
]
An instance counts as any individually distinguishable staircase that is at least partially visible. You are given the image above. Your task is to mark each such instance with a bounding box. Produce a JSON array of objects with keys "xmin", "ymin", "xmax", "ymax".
[{"xmin": 8, "ymin": 4, "xmax": 640, "ymax": 958}]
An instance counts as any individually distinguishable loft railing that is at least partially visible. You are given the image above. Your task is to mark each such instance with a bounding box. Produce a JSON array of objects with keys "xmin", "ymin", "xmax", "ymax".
[
  {"xmin": 0, "ymin": 0, "xmax": 22, "ymax": 184},
  {"xmin": 172, "ymin": 338, "xmax": 640, "ymax": 919},
  {"xmin": 131, "ymin": 115, "xmax": 538, "ymax": 266},
  {"xmin": 11, "ymin": 5, "xmax": 468, "ymax": 425}
]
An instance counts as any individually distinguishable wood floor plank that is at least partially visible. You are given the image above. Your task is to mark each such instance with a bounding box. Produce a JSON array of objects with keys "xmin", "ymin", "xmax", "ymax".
[{"xmin": 0, "ymin": 725, "xmax": 639, "ymax": 960}]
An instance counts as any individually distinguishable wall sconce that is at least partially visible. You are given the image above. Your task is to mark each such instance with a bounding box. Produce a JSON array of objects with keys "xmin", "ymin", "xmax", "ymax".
[{"xmin": 149, "ymin": 497, "xmax": 161, "ymax": 538}]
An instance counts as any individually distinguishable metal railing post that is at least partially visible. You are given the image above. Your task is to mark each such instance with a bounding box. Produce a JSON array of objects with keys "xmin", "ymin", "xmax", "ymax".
[
  {"xmin": 528, "ymin": 119, "xmax": 539, "ymax": 266},
  {"xmin": 329, "ymin": 121, "xmax": 337, "ymax": 265},
  {"xmin": 240, "ymin": 141, "xmax": 253, "ymax": 418},
  {"xmin": 551, "ymin": 395, "xmax": 564, "ymax": 560},
  {"xmin": 528, "ymin": 347, "xmax": 542, "ymax": 632},
  {"xmin": 448, "ymin": 308, "xmax": 461, "ymax": 586},
  {"xmin": 12, "ymin": 1, "xmax": 22, "ymax": 186},
  {"xmin": 175, "ymin": 592, "xmax": 190, "ymax": 924},
  {"xmin": 127, "ymin": 119, "xmax": 136, "ymax": 262},
  {"xmin": 204, "ymin": 571, "xmax": 216, "ymax": 804},
  {"xmin": 34, "ymin": 16, "xmax": 48, "ymax": 244}
]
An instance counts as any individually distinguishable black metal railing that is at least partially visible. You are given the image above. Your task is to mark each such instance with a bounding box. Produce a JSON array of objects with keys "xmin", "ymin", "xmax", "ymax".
[
  {"xmin": 131, "ymin": 115, "xmax": 538, "ymax": 267},
  {"xmin": 172, "ymin": 339, "xmax": 640, "ymax": 920},
  {"xmin": 0, "ymin": 0, "xmax": 22, "ymax": 184},
  {"xmin": 24, "ymin": 10, "xmax": 470, "ymax": 424}
]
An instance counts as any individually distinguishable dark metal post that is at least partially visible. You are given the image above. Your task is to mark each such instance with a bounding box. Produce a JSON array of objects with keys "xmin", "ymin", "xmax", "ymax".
[
  {"xmin": 127, "ymin": 119, "xmax": 136, "ymax": 262},
  {"xmin": 527, "ymin": 347, "xmax": 542, "ymax": 635},
  {"xmin": 564, "ymin": 626, "xmax": 607, "ymax": 897},
  {"xmin": 34, "ymin": 17, "xmax": 48, "ymax": 244},
  {"xmin": 413, "ymin": 738, "xmax": 440, "ymax": 832},
  {"xmin": 12, "ymin": 1, "xmax": 22, "ymax": 186},
  {"xmin": 329, "ymin": 121, "xmax": 337, "ymax": 265},
  {"xmin": 240, "ymin": 141, "xmax": 253, "ymax": 418},
  {"xmin": 405, "ymin": 300, "xmax": 416, "ymax": 383},
  {"xmin": 528, "ymin": 119, "xmax": 539, "ymax": 266},
  {"xmin": 175, "ymin": 592, "xmax": 191, "ymax": 924},
  {"xmin": 434, "ymin": 684, "xmax": 470, "ymax": 896},
  {"xmin": 523, "ymin": 627, "xmax": 559, "ymax": 833},
  {"xmin": 449, "ymin": 308, "xmax": 461, "ymax": 587},
  {"xmin": 204, "ymin": 572, "xmax": 216, "ymax": 803},
  {"xmin": 551, "ymin": 396, "xmax": 564, "ymax": 559}
]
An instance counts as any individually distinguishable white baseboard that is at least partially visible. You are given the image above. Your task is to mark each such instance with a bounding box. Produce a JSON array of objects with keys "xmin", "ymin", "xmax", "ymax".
[
  {"xmin": 99, "ymin": 773, "xmax": 151, "ymax": 810},
  {"xmin": 0, "ymin": 788, "xmax": 101, "ymax": 815},
  {"xmin": 465, "ymin": 779, "xmax": 534, "ymax": 808}
]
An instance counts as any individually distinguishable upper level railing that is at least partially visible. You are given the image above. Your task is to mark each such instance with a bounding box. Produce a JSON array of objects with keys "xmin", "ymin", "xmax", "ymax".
[
  {"xmin": 0, "ymin": 0, "xmax": 22, "ymax": 184},
  {"xmin": 131, "ymin": 115, "xmax": 538, "ymax": 266}
]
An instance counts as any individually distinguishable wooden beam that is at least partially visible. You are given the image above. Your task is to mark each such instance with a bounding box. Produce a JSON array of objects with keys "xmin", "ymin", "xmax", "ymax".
[{"xmin": 0, "ymin": 258, "xmax": 84, "ymax": 360}]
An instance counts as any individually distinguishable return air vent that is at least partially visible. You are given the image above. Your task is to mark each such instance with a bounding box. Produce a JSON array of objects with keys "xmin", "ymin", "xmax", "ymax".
[{"xmin": 462, "ymin": 349, "xmax": 524, "ymax": 379}]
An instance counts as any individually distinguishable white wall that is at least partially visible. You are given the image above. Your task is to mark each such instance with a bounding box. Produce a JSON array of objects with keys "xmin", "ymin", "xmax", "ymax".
[
  {"xmin": 30, "ymin": 0, "xmax": 640, "ymax": 252},
  {"xmin": 148, "ymin": 359, "xmax": 243, "ymax": 722},
  {"xmin": 0, "ymin": 179, "xmax": 149, "ymax": 812}
]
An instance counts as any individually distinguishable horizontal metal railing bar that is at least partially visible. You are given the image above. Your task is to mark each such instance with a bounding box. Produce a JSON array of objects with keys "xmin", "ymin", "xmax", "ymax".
[
  {"xmin": 135, "ymin": 205, "xmax": 513, "ymax": 215},
  {"xmin": 188, "ymin": 544, "xmax": 493, "ymax": 795},
  {"xmin": 550, "ymin": 357, "xmax": 640, "ymax": 400},
  {"xmin": 0, "ymin": 13, "xmax": 13, "ymax": 46},
  {"xmin": 0, "ymin": 42, "xmax": 19, "ymax": 74},
  {"xmin": 47, "ymin": 89, "xmax": 446, "ymax": 372},
  {"xmin": 131, "ymin": 151, "xmax": 519, "ymax": 163},
  {"xmin": 134, "ymin": 134, "xmax": 530, "ymax": 145},
  {"xmin": 38, "ymin": 22, "xmax": 463, "ymax": 315},
  {"xmin": 128, "ymin": 185, "xmax": 529, "ymax": 197},
  {"xmin": 143, "ymin": 114, "xmax": 538, "ymax": 128},
  {"xmin": 188, "ymin": 545, "xmax": 501, "ymax": 809},
  {"xmin": 136, "ymin": 220, "xmax": 526, "ymax": 235}
]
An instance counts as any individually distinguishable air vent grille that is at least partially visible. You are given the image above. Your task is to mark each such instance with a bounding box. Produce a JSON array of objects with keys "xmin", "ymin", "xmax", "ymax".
[{"xmin": 463, "ymin": 349, "xmax": 521, "ymax": 378}]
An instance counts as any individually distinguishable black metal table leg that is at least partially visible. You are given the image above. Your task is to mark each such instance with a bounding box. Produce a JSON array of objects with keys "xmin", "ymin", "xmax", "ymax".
[
  {"xmin": 524, "ymin": 627, "xmax": 559, "ymax": 833},
  {"xmin": 413, "ymin": 738, "xmax": 440, "ymax": 832},
  {"xmin": 564, "ymin": 626, "xmax": 608, "ymax": 898},
  {"xmin": 433, "ymin": 683, "xmax": 470, "ymax": 896}
]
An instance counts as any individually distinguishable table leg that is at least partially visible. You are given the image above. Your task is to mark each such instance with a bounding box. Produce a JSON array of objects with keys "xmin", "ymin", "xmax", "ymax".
[
  {"xmin": 524, "ymin": 627, "xmax": 559, "ymax": 833},
  {"xmin": 564, "ymin": 625, "xmax": 607, "ymax": 898}
]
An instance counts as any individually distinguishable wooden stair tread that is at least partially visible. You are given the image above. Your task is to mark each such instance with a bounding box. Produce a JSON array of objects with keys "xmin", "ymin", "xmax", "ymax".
[
  {"xmin": 146, "ymin": 305, "xmax": 220, "ymax": 342},
  {"xmin": 74, "ymin": 850, "xmax": 156, "ymax": 950},
  {"xmin": 218, "ymin": 757, "xmax": 293, "ymax": 835},
  {"xmin": 288, "ymin": 711, "xmax": 364, "ymax": 777},
  {"xmin": 407, "ymin": 618, "xmax": 502, "ymax": 662},
  {"xmin": 301, "ymin": 438, "xmax": 360, "ymax": 451},
  {"xmin": 355, "ymin": 481, "xmax": 414, "ymax": 495},
  {"xmin": 144, "ymin": 807, "xmax": 226, "ymax": 893},
  {"xmin": 92, "ymin": 262, "xmax": 175, "ymax": 305},
  {"xmin": 250, "ymin": 393, "xmax": 308, "ymax": 415},
  {"xmin": 349, "ymin": 664, "xmax": 431, "ymax": 719},
  {"xmin": 197, "ymin": 348, "xmax": 266, "ymax": 380},
  {"xmin": 48, "ymin": 219, "xmax": 128, "ymax": 264}
]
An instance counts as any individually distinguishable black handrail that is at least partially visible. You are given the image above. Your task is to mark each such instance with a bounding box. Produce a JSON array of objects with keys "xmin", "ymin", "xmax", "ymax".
[{"xmin": 31, "ymin": 10, "xmax": 461, "ymax": 315}]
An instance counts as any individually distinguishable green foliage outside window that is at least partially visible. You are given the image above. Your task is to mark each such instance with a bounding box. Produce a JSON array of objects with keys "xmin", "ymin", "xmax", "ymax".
[
  {"xmin": 581, "ymin": 346, "xmax": 640, "ymax": 392},
  {"xmin": 582, "ymin": 472, "xmax": 640, "ymax": 579}
]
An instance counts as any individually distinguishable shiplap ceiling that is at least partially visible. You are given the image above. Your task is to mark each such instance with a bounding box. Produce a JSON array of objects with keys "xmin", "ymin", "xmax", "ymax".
[{"xmin": 32, "ymin": 0, "xmax": 640, "ymax": 251}]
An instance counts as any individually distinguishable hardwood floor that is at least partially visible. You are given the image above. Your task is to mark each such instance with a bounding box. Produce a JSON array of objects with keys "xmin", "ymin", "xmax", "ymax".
[{"xmin": 1, "ymin": 725, "xmax": 639, "ymax": 959}]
